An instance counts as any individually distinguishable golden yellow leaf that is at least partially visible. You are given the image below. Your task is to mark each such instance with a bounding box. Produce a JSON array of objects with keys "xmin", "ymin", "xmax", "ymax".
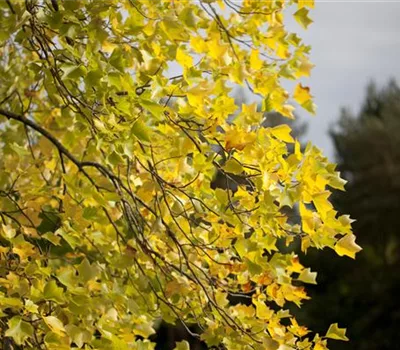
[{"xmin": 335, "ymin": 234, "xmax": 362, "ymax": 259}]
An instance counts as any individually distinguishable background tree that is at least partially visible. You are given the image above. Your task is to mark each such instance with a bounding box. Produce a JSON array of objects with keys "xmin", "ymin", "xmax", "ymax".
[
  {"xmin": 0, "ymin": 1, "xmax": 357, "ymax": 349},
  {"xmin": 298, "ymin": 80, "xmax": 400, "ymax": 350}
]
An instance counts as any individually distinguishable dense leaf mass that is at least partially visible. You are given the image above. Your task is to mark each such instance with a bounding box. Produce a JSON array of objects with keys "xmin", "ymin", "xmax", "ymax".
[{"xmin": 0, "ymin": 1, "xmax": 357, "ymax": 349}]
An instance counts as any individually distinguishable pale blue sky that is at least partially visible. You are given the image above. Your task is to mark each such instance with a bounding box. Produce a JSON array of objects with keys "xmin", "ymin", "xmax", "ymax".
[{"xmin": 290, "ymin": 1, "xmax": 400, "ymax": 159}]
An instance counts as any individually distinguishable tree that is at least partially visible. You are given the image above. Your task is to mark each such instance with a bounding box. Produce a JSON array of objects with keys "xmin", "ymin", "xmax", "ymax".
[
  {"xmin": 298, "ymin": 80, "xmax": 400, "ymax": 350},
  {"xmin": 0, "ymin": 1, "xmax": 358, "ymax": 349}
]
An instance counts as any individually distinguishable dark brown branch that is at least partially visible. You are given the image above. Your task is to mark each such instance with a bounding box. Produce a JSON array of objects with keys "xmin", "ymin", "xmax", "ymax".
[{"xmin": 5, "ymin": 0, "xmax": 16, "ymax": 14}]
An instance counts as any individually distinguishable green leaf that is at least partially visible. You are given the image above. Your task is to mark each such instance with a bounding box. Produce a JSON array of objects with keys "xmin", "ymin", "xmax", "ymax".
[
  {"xmin": 0, "ymin": 296, "xmax": 23, "ymax": 308},
  {"xmin": 61, "ymin": 63, "xmax": 87, "ymax": 80},
  {"xmin": 65, "ymin": 324, "xmax": 92, "ymax": 348},
  {"xmin": 5, "ymin": 316, "xmax": 34, "ymax": 345},
  {"xmin": 77, "ymin": 258, "xmax": 99, "ymax": 282},
  {"xmin": 244, "ymin": 257, "xmax": 263, "ymax": 276},
  {"xmin": 43, "ymin": 280, "xmax": 64, "ymax": 303},
  {"xmin": 131, "ymin": 120, "xmax": 151, "ymax": 142},
  {"xmin": 139, "ymin": 99, "xmax": 164, "ymax": 120}
]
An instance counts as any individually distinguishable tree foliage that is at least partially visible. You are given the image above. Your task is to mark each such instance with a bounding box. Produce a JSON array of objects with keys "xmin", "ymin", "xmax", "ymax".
[
  {"xmin": 0, "ymin": 1, "xmax": 358, "ymax": 349},
  {"xmin": 299, "ymin": 80, "xmax": 400, "ymax": 350}
]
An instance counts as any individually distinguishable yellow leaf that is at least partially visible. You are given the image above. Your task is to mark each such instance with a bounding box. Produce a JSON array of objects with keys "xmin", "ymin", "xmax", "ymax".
[
  {"xmin": 229, "ymin": 61, "xmax": 245, "ymax": 85},
  {"xmin": 250, "ymin": 49, "xmax": 263, "ymax": 70},
  {"xmin": 298, "ymin": 268, "xmax": 317, "ymax": 284},
  {"xmin": 207, "ymin": 37, "xmax": 227, "ymax": 61},
  {"xmin": 102, "ymin": 40, "xmax": 117, "ymax": 53},
  {"xmin": 294, "ymin": 83, "xmax": 312, "ymax": 105},
  {"xmin": 270, "ymin": 125, "xmax": 294, "ymax": 143},
  {"xmin": 280, "ymin": 104, "xmax": 295, "ymax": 119},
  {"xmin": 295, "ymin": 56, "xmax": 315, "ymax": 78},
  {"xmin": 133, "ymin": 323, "xmax": 155, "ymax": 338},
  {"xmin": 174, "ymin": 340, "xmax": 190, "ymax": 350},
  {"xmin": 293, "ymin": 83, "xmax": 316, "ymax": 114},
  {"xmin": 222, "ymin": 159, "xmax": 243, "ymax": 175},
  {"xmin": 312, "ymin": 191, "xmax": 333, "ymax": 220},
  {"xmin": 253, "ymin": 299, "xmax": 274, "ymax": 320},
  {"xmin": 335, "ymin": 234, "xmax": 362, "ymax": 259},
  {"xmin": 225, "ymin": 128, "xmax": 256, "ymax": 151},
  {"xmin": 314, "ymin": 341, "xmax": 328, "ymax": 350},
  {"xmin": 190, "ymin": 36, "xmax": 207, "ymax": 53},
  {"xmin": 298, "ymin": 0, "xmax": 315, "ymax": 9},
  {"xmin": 43, "ymin": 316, "xmax": 65, "ymax": 336},
  {"xmin": 176, "ymin": 46, "xmax": 193, "ymax": 68},
  {"xmin": 277, "ymin": 43, "xmax": 290, "ymax": 59},
  {"xmin": 1, "ymin": 224, "xmax": 16, "ymax": 239},
  {"xmin": 299, "ymin": 203, "xmax": 315, "ymax": 234},
  {"xmin": 215, "ymin": 290, "xmax": 229, "ymax": 307},
  {"xmin": 325, "ymin": 323, "xmax": 349, "ymax": 341}
]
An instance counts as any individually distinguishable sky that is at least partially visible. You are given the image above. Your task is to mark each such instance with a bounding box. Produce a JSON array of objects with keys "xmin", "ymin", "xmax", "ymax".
[{"xmin": 289, "ymin": 0, "xmax": 400, "ymax": 160}]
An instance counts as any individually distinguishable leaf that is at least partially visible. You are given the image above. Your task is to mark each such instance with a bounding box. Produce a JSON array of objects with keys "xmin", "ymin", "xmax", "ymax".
[
  {"xmin": 253, "ymin": 299, "xmax": 274, "ymax": 320},
  {"xmin": 222, "ymin": 159, "xmax": 243, "ymax": 175},
  {"xmin": 139, "ymin": 99, "xmax": 164, "ymax": 120},
  {"xmin": 61, "ymin": 64, "xmax": 87, "ymax": 80},
  {"xmin": 43, "ymin": 280, "xmax": 64, "ymax": 303},
  {"xmin": 335, "ymin": 234, "xmax": 362, "ymax": 259},
  {"xmin": 174, "ymin": 340, "xmax": 190, "ymax": 350},
  {"xmin": 215, "ymin": 188, "xmax": 228, "ymax": 204},
  {"xmin": 43, "ymin": 316, "xmax": 65, "ymax": 336},
  {"xmin": 261, "ymin": 95, "xmax": 273, "ymax": 113},
  {"xmin": 0, "ymin": 296, "xmax": 23, "ymax": 308},
  {"xmin": 293, "ymin": 83, "xmax": 316, "ymax": 114},
  {"xmin": 293, "ymin": 83, "xmax": 312, "ymax": 105},
  {"xmin": 5, "ymin": 316, "xmax": 34, "ymax": 345},
  {"xmin": 133, "ymin": 323, "xmax": 156, "ymax": 338},
  {"xmin": 65, "ymin": 324, "xmax": 92, "ymax": 348},
  {"xmin": 190, "ymin": 36, "xmax": 208, "ymax": 53},
  {"xmin": 293, "ymin": 8, "xmax": 313, "ymax": 29},
  {"xmin": 131, "ymin": 120, "xmax": 151, "ymax": 142},
  {"xmin": 245, "ymin": 257, "xmax": 263, "ymax": 276},
  {"xmin": 215, "ymin": 290, "xmax": 229, "ymax": 307},
  {"xmin": 77, "ymin": 258, "xmax": 99, "ymax": 282},
  {"xmin": 24, "ymin": 300, "xmax": 39, "ymax": 314},
  {"xmin": 325, "ymin": 323, "xmax": 349, "ymax": 341},
  {"xmin": 312, "ymin": 191, "xmax": 333, "ymax": 219},
  {"xmin": 42, "ymin": 232, "xmax": 61, "ymax": 246},
  {"xmin": 225, "ymin": 128, "xmax": 256, "ymax": 151},
  {"xmin": 298, "ymin": 268, "xmax": 317, "ymax": 284},
  {"xmin": 176, "ymin": 46, "xmax": 193, "ymax": 68},
  {"xmin": 250, "ymin": 49, "xmax": 263, "ymax": 70},
  {"xmin": 270, "ymin": 125, "xmax": 294, "ymax": 143},
  {"xmin": 1, "ymin": 224, "xmax": 16, "ymax": 239}
]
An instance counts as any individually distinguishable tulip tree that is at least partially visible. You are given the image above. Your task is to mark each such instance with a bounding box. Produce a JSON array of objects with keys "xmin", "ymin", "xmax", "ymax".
[{"xmin": 0, "ymin": 1, "xmax": 360, "ymax": 349}]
